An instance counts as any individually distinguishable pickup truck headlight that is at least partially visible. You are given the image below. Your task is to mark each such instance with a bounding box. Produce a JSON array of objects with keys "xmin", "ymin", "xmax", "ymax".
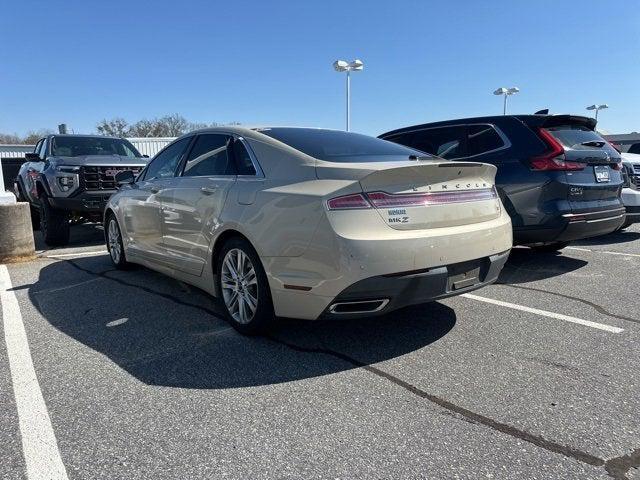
[{"xmin": 57, "ymin": 176, "xmax": 75, "ymax": 191}]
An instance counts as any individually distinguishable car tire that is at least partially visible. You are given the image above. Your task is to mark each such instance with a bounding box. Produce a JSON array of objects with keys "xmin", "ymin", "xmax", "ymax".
[
  {"xmin": 30, "ymin": 205, "xmax": 41, "ymax": 231},
  {"xmin": 40, "ymin": 193, "xmax": 70, "ymax": 246},
  {"xmin": 216, "ymin": 237, "xmax": 275, "ymax": 335},
  {"xmin": 106, "ymin": 214, "xmax": 131, "ymax": 269},
  {"xmin": 530, "ymin": 241, "xmax": 570, "ymax": 253}
]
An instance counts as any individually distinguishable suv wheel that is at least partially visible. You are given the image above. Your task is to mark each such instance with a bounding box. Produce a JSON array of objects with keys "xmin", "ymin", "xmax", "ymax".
[
  {"xmin": 530, "ymin": 241, "xmax": 570, "ymax": 253},
  {"xmin": 40, "ymin": 193, "xmax": 70, "ymax": 246},
  {"xmin": 106, "ymin": 214, "xmax": 130, "ymax": 269},
  {"xmin": 216, "ymin": 237, "xmax": 274, "ymax": 335}
]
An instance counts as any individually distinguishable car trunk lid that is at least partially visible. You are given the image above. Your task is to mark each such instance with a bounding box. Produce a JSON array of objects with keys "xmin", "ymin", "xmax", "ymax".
[{"xmin": 318, "ymin": 160, "xmax": 502, "ymax": 230}]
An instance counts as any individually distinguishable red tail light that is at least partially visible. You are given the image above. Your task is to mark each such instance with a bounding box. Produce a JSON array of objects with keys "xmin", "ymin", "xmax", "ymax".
[
  {"xmin": 327, "ymin": 189, "xmax": 497, "ymax": 210},
  {"xmin": 326, "ymin": 193, "xmax": 371, "ymax": 210},
  {"xmin": 530, "ymin": 128, "xmax": 584, "ymax": 171},
  {"xmin": 612, "ymin": 161, "xmax": 622, "ymax": 171}
]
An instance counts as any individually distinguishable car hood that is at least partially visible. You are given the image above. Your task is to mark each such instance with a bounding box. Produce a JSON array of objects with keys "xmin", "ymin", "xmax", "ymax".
[{"xmin": 50, "ymin": 155, "xmax": 149, "ymax": 166}]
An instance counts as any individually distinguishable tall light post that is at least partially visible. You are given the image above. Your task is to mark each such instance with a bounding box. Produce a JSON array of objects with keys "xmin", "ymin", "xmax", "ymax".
[
  {"xmin": 333, "ymin": 59, "xmax": 364, "ymax": 131},
  {"xmin": 586, "ymin": 104, "xmax": 608, "ymax": 121},
  {"xmin": 493, "ymin": 87, "xmax": 520, "ymax": 115}
]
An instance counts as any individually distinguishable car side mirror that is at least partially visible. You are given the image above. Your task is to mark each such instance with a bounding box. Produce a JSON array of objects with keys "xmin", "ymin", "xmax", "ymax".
[
  {"xmin": 115, "ymin": 170, "xmax": 135, "ymax": 186},
  {"xmin": 25, "ymin": 153, "xmax": 41, "ymax": 161}
]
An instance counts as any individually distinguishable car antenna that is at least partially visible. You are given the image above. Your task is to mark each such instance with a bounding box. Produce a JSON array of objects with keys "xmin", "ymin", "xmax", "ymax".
[{"xmin": 534, "ymin": 109, "xmax": 549, "ymax": 115}]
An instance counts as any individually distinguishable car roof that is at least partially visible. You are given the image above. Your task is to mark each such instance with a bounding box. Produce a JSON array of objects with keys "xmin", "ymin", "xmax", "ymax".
[
  {"xmin": 380, "ymin": 114, "xmax": 596, "ymax": 137},
  {"xmin": 48, "ymin": 134, "xmax": 127, "ymax": 140}
]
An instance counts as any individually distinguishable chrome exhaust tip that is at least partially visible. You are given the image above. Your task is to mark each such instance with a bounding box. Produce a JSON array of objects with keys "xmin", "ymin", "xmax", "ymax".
[{"xmin": 328, "ymin": 299, "xmax": 389, "ymax": 315}]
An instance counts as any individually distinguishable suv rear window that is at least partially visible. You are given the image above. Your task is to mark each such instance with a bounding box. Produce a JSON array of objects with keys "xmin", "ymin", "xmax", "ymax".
[
  {"xmin": 257, "ymin": 128, "xmax": 424, "ymax": 162},
  {"xmin": 545, "ymin": 125, "xmax": 607, "ymax": 149}
]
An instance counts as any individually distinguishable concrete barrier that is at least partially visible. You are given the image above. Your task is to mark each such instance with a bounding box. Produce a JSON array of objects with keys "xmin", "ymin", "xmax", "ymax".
[{"xmin": 0, "ymin": 202, "xmax": 36, "ymax": 263}]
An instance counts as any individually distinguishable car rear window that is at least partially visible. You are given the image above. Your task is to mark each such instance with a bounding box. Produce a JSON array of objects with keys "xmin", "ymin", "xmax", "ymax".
[
  {"xmin": 256, "ymin": 128, "xmax": 425, "ymax": 162},
  {"xmin": 545, "ymin": 125, "xmax": 608, "ymax": 149}
]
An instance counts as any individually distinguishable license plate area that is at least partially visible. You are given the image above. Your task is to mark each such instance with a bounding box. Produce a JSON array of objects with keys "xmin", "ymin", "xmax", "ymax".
[
  {"xmin": 447, "ymin": 260, "xmax": 482, "ymax": 291},
  {"xmin": 594, "ymin": 165, "xmax": 610, "ymax": 183}
]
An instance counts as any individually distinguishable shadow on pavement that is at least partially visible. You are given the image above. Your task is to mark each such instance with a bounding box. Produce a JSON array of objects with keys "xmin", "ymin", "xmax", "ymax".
[
  {"xmin": 571, "ymin": 229, "xmax": 640, "ymax": 246},
  {"xmin": 34, "ymin": 222, "xmax": 105, "ymax": 251},
  {"xmin": 497, "ymin": 247, "xmax": 588, "ymax": 284},
  {"xmin": 30, "ymin": 255, "xmax": 456, "ymax": 389}
]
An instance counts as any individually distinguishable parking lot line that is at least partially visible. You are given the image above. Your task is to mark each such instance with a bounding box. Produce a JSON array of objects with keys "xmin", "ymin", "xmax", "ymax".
[
  {"xmin": 461, "ymin": 293, "xmax": 624, "ymax": 333},
  {"xmin": 566, "ymin": 246, "xmax": 640, "ymax": 258},
  {"xmin": 0, "ymin": 265, "xmax": 69, "ymax": 480}
]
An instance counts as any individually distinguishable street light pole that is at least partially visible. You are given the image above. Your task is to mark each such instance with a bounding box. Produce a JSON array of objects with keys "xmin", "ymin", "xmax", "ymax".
[
  {"xmin": 334, "ymin": 59, "xmax": 363, "ymax": 132},
  {"xmin": 346, "ymin": 69, "xmax": 351, "ymax": 132},
  {"xmin": 586, "ymin": 104, "xmax": 608, "ymax": 121},
  {"xmin": 493, "ymin": 87, "xmax": 520, "ymax": 115}
]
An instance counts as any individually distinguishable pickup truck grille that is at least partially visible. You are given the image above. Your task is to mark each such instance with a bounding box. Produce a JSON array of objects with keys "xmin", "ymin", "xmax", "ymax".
[{"xmin": 80, "ymin": 166, "xmax": 143, "ymax": 191}]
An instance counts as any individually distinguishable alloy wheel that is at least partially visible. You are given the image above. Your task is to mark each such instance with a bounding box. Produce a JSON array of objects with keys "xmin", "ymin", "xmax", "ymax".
[
  {"xmin": 108, "ymin": 218, "xmax": 122, "ymax": 264},
  {"xmin": 221, "ymin": 248, "xmax": 258, "ymax": 324}
]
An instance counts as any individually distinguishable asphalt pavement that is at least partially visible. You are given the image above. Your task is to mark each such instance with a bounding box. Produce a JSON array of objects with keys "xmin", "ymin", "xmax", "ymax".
[{"xmin": 1, "ymin": 223, "xmax": 639, "ymax": 479}]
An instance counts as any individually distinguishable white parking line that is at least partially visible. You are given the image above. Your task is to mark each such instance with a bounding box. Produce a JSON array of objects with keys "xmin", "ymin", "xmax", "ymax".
[
  {"xmin": 461, "ymin": 293, "xmax": 624, "ymax": 334},
  {"xmin": 0, "ymin": 265, "xmax": 69, "ymax": 480},
  {"xmin": 41, "ymin": 250, "xmax": 108, "ymax": 259},
  {"xmin": 566, "ymin": 246, "xmax": 640, "ymax": 258}
]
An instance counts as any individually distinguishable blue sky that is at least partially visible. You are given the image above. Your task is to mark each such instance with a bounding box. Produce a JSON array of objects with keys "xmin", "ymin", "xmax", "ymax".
[{"xmin": 1, "ymin": 0, "xmax": 638, "ymax": 137}]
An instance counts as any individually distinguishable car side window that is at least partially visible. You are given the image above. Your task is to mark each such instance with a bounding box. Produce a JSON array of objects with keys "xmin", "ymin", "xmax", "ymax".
[
  {"xmin": 232, "ymin": 139, "xmax": 257, "ymax": 176},
  {"xmin": 182, "ymin": 134, "xmax": 235, "ymax": 177},
  {"xmin": 39, "ymin": 138, "xmax": 48, "ymax": 159},
  {"xmin": 466, "ymin": 124, "xmax": 505, "ymax": 156},
  {"xmin": 144, "ymin": 137, "xmax": 192, "ymax": 181},
  {"xmin": 411, "ymin": 126, "xmax": 466, "ymax": 160}
]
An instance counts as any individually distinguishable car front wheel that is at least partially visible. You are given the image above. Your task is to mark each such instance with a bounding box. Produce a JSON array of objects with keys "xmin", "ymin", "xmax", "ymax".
[
  {"xmin": 217, "ymin": 237, "xmax": 274, "ymax": 335},
  {"xmin": 40, "ymin": 193, "xmax": 70, "ymax": 246},
  {"xmin": 106, "ymin": 215, "xmax": 130, "ymax": 269}
]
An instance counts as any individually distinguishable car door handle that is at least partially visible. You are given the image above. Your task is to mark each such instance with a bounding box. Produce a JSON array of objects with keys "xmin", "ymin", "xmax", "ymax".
[
  {"xmin": 200, "ymin": 187, "xmax": 217, "ymax": 195},
  {"xmin": 150, "ymin": 186, "xmax": 160, "ymax": 194}
]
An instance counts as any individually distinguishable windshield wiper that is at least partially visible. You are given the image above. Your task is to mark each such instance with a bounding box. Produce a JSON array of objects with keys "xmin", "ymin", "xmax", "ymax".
[{"xmin": 580, "ymin": 140, "xmax": 605, "ymax": 148}]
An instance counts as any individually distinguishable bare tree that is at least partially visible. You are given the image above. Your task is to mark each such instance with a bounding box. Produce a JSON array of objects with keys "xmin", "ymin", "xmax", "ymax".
[
  {"xmin": 22, "ymin": 129, "xmax": 54, "ymax": 145},
  {"xmin": 0, "ymin": 133, "xmax": 22, "ymax": 144},
  {"xmin": 96, "ymin": 118, "xmax": 130, "ymax": 137}
]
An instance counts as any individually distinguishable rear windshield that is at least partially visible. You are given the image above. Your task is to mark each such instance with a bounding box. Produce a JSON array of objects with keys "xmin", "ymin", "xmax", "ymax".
[
  {"xmin": 546, "ymin": 125, "xmax": 608, "ymax": 149},
  {"xmin": 256, "ymin": 128, "xmax": 425, "ymax": 162},
  {"xmin": 51, "ymin": 136, "xmax": 142, "ymax": 158}
]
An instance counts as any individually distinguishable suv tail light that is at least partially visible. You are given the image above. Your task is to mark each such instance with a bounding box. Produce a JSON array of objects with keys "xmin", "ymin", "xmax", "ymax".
[{"xmin": 530, "ymin": 128, "xmax": 584, "ymax": 171}]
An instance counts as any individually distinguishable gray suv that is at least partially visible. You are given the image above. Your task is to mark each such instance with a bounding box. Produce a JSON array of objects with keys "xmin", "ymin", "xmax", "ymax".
[{"xmin": 14, "ymin": 134, "xmax": 148, "ymax": 246}]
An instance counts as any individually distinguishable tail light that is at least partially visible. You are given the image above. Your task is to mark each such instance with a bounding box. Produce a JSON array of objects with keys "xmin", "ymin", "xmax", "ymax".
[
  {"xmin": 366, "ymin": 189, "xmax": 497, "ymax": 207},
  {"xmin": 612, "ymin": 161, "xmax": 622, "ymax": 171},
  {"xmin": 326, "ymin": 193, "xmax": 371, "ymax": 210},
  {"xmin": 530, "ymin": 128, "xmax": 584, "ymax": 171},
  {"xmin": 327, "ymin": 188, "xmax": 497, "ymax": 210}
]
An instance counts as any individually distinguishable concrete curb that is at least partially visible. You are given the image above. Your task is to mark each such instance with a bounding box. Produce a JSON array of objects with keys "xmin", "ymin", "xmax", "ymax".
[{"xmin": 0, "ymin": 203, "xmax": 36, "ymax": 263}]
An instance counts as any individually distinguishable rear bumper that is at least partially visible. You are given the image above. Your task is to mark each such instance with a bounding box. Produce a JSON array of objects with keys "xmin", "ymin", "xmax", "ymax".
[
  {"xmin": 319, "ymin": 250, "xmax": 510, "ymax": 319},
  {"xmin": 514, "ymin": 207, "xmax": 626, "ymax": 244},
  {"xmin": 48, "ymin": 190, "xmax": 116, "ymax": 213}
]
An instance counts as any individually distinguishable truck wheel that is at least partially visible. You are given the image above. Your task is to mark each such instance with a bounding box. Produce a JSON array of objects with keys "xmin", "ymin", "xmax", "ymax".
[
  {"xmin": 30, "ymin": 206, "xmax": 41, "ymax": 231},
  {"xmin": 530, "ymin": 241, "xmax": 570, "ymax": 253},
  {"xmin": 40, "ymin": 193, "xmax": 70, "ymax": 246}
]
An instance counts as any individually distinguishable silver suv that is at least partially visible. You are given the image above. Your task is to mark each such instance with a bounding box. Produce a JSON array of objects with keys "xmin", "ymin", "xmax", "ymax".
[{"xmin": 14, "ymin": 134, "xmax": 148, "ymax": 246}]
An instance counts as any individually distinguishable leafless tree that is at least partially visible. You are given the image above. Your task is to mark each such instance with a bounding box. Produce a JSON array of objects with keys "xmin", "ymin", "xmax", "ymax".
[{"xmin": 96, "ymin": 118, "xmax": 130, "ymax": 137}]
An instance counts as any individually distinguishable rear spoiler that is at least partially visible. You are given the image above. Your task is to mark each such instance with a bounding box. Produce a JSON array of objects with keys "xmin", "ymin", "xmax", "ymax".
[{"xmin": 519, "ymin": 114, "xmax": 597, "ymax": 131}]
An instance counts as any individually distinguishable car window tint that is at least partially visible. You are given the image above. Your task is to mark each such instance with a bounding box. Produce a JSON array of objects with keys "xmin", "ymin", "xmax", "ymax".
[
  {"xmin": 467, "ymin": 125, "xmax": 505, "ymax": 156},
  {"xmin": 257, "ymin": 128, "xmax": 424, "ymax": 162},
  {"xmin": 183, "ymin": 134, "xmax": 235, "ymax": 177},
  {"xmin": 629, "ymin": 143, "xmax": 640, "ymax": 154},
  {"xmin": 232, "ymin": 140, "xmax": 257, "ymax": 175},
  {"xmin": 145, "ymin": 137, "xmax": 191, "ymax": 180},
  {"xmin": 411, "ymin": 126, "xmax": 466, "ymax": 159}
]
